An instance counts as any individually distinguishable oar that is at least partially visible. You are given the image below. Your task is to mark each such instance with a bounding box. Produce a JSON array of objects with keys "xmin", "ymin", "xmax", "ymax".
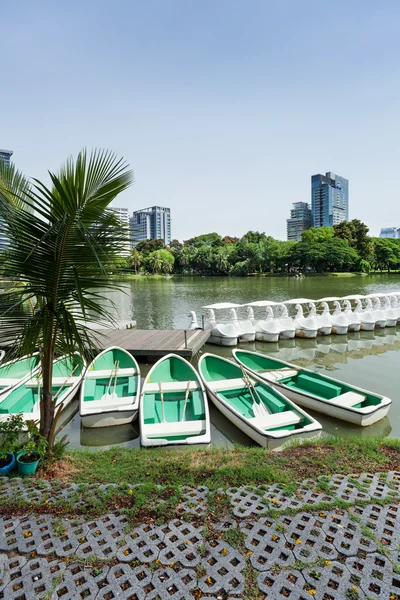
[
  {"xmin": 181, "ymin": 380, "xmax": 191, "ymax": 422},
  {"xmin": 111, "ymin": 361, "xmax": 120, "ymax": 400},
  {"xmin": 159, "ymin": 381, "xmax": 165, "ymax": 422},
  {"xmin": 240, "ymin": 365, "xmax": 269, "ymax": 419},
  {"xmin": 101, "ymin": 362, "xmax": 117, "ymax": 401},
  {"xmin": 53, "ymin": 363, "xmax": 80, "ymax": 404}
]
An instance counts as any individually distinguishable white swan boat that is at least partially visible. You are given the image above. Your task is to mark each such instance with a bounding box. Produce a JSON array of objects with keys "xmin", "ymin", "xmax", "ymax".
[
  {"xmin": 318, "ymin": 299, "xmax": 348, "ymax": 335},
  {"xmin": 285, "ymin": 299, "xmax": 318, "ymax": 339},
  {"xmin": 198, "ymin": 353, "xmax": 321, "ymax": 450},
  {"xmin": 245, "ymin": 304, "xmax": 279, "ymax": 342},
  {"xmin": 227, "ymin": 308, "xmax": 256, "ymax": 342},
  {"xmin": 188, "ymin": 311, "xmax": 202, "ymax": 330},
  {"xmin": 389, "ymin": 295, "xmax": 400, "ymax": 324},
  {"xmin": 347, "ymin": 296, "xmax": 375, "ymax": 331},
  {"xmin": 233, "ymin": 349, "xmax": 392, "ymax": 426},
  {"xmin": 308, "ymin": 302, "xmax": 332, "ymax": 336},
  {"xmin": 368, "ymin": 296, "xmax": 387, "ymax": 328},
  {"xmin": 203, "ymin": 307, "xmax": 238, "ymax": 347},
  {"xmin": 376, "ymin": 295, "xmax": 397, "ymax": 327},
  {"xmin": 362, "ymin": 297, "xmax": 382, "ymax": 329},
  {"xmin": 342, "ymin": 299, "xmax": 361, "ymax": 332},
  {"xmin": 274, "ymin": 303, "xmax": 296, "ymax": 339}
]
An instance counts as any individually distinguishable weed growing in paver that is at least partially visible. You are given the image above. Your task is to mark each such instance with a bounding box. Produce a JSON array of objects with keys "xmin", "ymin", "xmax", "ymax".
[
  {"xmin": 197, "ymin": 543, "xmax": 208, "ymax": 557},
  {"xmin": 222, "ymin": 527, "xmax": 246, "ymax": 550},
  {"xmin": 42, "ymin": 571, "xmax": 65, "ymax": 600}
]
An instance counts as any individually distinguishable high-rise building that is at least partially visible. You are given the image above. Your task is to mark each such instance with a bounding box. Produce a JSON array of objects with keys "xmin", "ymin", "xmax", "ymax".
[
  {"xmin": 130, "ymin": 206, "xmax": 171, "ymax": 246},
  {"xmin": 311, "ymin": 172, "xmax": 349, "ymax": 228},
  {"xmin": 0, "ymin": 149, "xmax": 14, "ymax": 250},
  {"xmin": 379, "ymin": 227, "xmax": 398, "ymax": 239},
  {"xmin": 0, "ymin": 149, "xmax": 13, "ymax": 169},
  {"xmin": 110, "ymin": 207, "xmax": 130, "ymax": 255},
  {"xmin": 286, "ymin": 202, "xmax": 312, "ymax": 241}
]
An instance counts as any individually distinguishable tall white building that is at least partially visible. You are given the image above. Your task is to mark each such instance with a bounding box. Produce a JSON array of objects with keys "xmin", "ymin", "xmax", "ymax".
[
  {"xmin": 0, "ymin": 149, "xmax": 14, "ymax": 250},
  {"xmin": 287, "ymin": 202, "xmax": 312, "ymax": 241},
  {"xmin": 379, "ymin": 227, "xmax": 399, "ymax": 239},
  {"xmin": 130, "ymin": 206, "xmax": 171, "ymax": 246},
  {"xmin": 110, "ymin": 206, "xmax": 130, "ymax": 254}
]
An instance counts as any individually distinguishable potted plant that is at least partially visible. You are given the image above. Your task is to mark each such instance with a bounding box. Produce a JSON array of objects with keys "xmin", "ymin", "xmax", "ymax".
[
  {"xmin": 16, "ymin": 420, "xmax": 47, "ymax": 476},
  {"xmin": 0, "ymin": 414, "xmax": 24, "ymax": 476}
]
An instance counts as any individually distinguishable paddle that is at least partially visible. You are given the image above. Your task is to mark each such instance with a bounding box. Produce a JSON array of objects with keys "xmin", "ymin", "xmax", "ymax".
[
  {"xmin": 101, "ymin": 361, "xmax": 118, "ymax": 402},
  {"xmin": 180, "ymin": 380, "xmax": 191, "ymax": 422},
  {"xmin": 240, "ymin": 365, "xmax": 269, "ymax": 419},
  {"xmin": 159, "ymin": 381, "xmax": 166, "ymax": 422},
  {"xmin": 111, "ymin": 361, "xmax": 120, "ymax": 400}
]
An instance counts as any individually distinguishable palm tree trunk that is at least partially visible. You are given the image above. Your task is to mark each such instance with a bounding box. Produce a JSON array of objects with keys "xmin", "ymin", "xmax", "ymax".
[{"xmin": 40, "ymin": 314, "xmax": 55, "ymax": 443}]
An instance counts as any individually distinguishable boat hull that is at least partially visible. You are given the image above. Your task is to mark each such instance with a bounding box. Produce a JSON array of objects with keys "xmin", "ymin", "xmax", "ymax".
[
  {"xmin": 317, "ymin": 326, "xmax": 332, "ymax": 336},
  {"xmin": 207, "ymin": 388, "xmax": 320, "ymax": 450},
  {"xmin": 269, "ymin": 384, "xmax": 390, "ymax": 426},
  {"xmin": 238, "ymin": 333, "xmax": 256, "ymax": 343},
  {"xmin": 347, "ymin": 323, "xmax": 361, "ymax": 332},
  {"xmin": 255, "ymin": 331, "xmax": 279, "ymax": 343},
  {"xmin": 360, "ymin": 321, "xmax": 375, "ymax": 331},
  {"xmin": 385, "ymin": 318, "xmax": 397, "ymax": 327},
  {"xmin": 375, "ymin": 320, "xmax": 386, "ymax": 328},
  {"xmin": 208, "ymin": 334, "xmax": 237, "ymax": 346},
  {"xmin": 295, "ymin": 328, "xmax": 317, "ymax": 339},
  {"xmin": 81, "ymin": 409, "xmax": 138, "ymax": 428},
  {"xmin": 278, "ymin": 330, "xmax": 296, "ymax": 340},
  {"xmin": 331, "ymin": 325, "xmax": 348, "ymax": 335}
]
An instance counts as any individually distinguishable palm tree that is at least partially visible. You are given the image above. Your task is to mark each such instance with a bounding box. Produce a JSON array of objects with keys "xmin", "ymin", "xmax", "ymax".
[
  {"xmin": 148, "ymin": 253, "xmax": 163, "ymax": 274},
  {"xmin": 128, "ymin": 249, "xmax": 142, "ymax": 275},
  {"xmin": 0, "ymin": 149, "xmax": 132, "ymax": 448}
]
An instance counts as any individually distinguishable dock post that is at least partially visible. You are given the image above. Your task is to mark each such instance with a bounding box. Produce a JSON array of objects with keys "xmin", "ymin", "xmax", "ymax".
[{"xmin": 184, "ymin": 330, "xmax": 188, "ymax": 348}]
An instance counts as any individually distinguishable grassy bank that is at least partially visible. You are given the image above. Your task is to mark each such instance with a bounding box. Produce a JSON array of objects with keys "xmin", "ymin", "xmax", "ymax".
[{"xmin": 63, "ymin": 437, "xmax": 400, "ymax": 490}]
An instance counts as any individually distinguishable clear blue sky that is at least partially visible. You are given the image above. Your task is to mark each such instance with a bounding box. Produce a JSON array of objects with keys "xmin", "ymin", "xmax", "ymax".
[{"xmin": 2, "ymin": 0, "xmax": 399, "ymax": 240}]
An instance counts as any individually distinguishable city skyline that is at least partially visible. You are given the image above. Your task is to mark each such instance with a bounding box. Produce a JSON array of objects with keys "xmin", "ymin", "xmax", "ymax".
[{"xmin": 2, "ymin": 1, "xmax": 399, "ymax": 240}]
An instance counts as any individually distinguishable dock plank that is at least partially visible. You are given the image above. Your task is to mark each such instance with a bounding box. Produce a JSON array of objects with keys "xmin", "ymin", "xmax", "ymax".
[{"xmin": 93, "ymin": 329, "xmax": 210, "ymax": 359}]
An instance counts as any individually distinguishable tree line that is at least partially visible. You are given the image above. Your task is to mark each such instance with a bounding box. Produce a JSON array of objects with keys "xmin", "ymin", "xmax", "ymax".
[{"xmin": 120, "ymin": 220, "xmax": 400, "ymax": 276}]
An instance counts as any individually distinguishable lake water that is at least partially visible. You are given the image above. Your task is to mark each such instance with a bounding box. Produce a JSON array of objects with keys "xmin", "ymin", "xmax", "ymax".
[{"xmin": 61, "ymin": 274, "xmax": 400, "ymax": 449}]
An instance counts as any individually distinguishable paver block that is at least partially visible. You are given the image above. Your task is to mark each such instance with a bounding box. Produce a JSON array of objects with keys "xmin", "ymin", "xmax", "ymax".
[
  {"xmin": 198, "ymin": 538, "xmax": 245, "ymax": 595},
  {"xmin": 177, "ymin": 485, "xmax": 208, "ymax": 516},
  {"xmin": 158, "ymin": 519, "xmax": 203, "ymax": 567},
  {"xmin": 303, "ymin": 561, "xmax": 362, "ymax": 599},
  {"xmin": 117, "ymin": 523, "xmax": 166, "ymax": 563},
  {"xmin": 75, "ymin": 513, "xmax": 126, "ymax": 560},
  {"xmin": 241, "ymin": 517, "xmax": 295, "ymax": 570},
  {"xmin": 148, "ymin": 567, "xmax": 197, "ymax": 600},
  {"xmin": 257, "ymin": 569, "xmax": 308, "ymax": 599},
  {"xmin": 51, "ymin": 562, "xmax": 105, "ymax": 599},
  {"xmin": 321, "ymin": 508, "xmax": 377, "ymax": 556},
  {"xmin": 347, "ymin": 472, "xmax": 400, "ymax": 501},
  {"xmin": 346, "ymin": 552, "xmax": 400, "ymax": 599},
  {"xmin": 226, "ymin": 486, "xmax": 268, "ymax": 517},
  {"xmin": 350, "ymin": 502, "xmax": 400, "ymax": 549},
  {"xmin": 282, "ymin": 512, "xmax": 337, "ymax": 563},
  {"xmin": 0, "ymin": 555, "xmax": 27, "ymax": 596},
  {"xmin": 96, "ymin": 564, "xmax": 152, "ymax": 600},
  {"xmin": 320, "ymin": 474, "xmax": 371, "ymax": 503},
  {"xmin": 3, "ymin": 557, "xmax": 66, "ymax": 600}
]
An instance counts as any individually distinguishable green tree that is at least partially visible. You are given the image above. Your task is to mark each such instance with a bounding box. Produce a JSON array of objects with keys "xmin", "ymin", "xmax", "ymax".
[
  {"xmin": 372, "ymin": 238, "xmax": 400, "ymax": 271},
  {"xmin": 147, "ymin": 249, "xmax": 174, "ymax": 274},
  {"xmin": 334, "ymin": 219, "xmax": 372, "ymax": 261},
  {"xmin": 0, "ymin": 149, "xmax": 132, "ymax": 447},
  {"xmin": 184, "ymin": 232, "xmax": 222, "ymax": 248},
  {"xmin": 136, "ymin": 238, "xmax": 165, "ymax": 255},
  {"xmin": 301, "ymin": 226, "xmax": 335, "ymax": 243},
  {"xmin": 127, "ymin": 249, "xmax": 142, "ymax": 274}
]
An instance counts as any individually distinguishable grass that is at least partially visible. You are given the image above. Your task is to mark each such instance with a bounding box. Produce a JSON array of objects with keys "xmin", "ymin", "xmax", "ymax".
[{"xmin": 62, "ymin": 436, "xmax": 400, "ymax": 490}]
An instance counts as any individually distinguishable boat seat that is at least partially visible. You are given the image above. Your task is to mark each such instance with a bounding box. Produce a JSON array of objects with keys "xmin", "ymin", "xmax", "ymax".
[
  {"xmin": 333, "ymin": 391, "xmax": 365, "ymax": 407},
  {"xmin": 82, "ymin": 395, "xmax": 136, "ymax": 411},
  {"xmin": 263, "ymin": 369, "xmax": 298, "ymax": 381},
  {"xmin": 0, "ymin": 378, "xmax": 21, "ymax": 388},
  {"xmin": 297, "ymin": 374, "xmax": 341, "ymax": 398},
  {"xmin": 145, "ymin": 381, "xmax": 201, "ymax": 393},
  {"xmin": 86, "ymin": 368, "xmax": 137, "ymax": 378},
  {"xmin": 143, "ymin": 419, "xmax": 206, "ymax": 438},
  {"xmin": 211, "ymin": 378, "xmax": 247, "ymax": 392},
  {"xmin": 40, "ymin": 376, "xmax": 80, "ymax": 387},
  {"xmin": 248, "ymin": 410, "xmax": 302, "ymax": 430}
]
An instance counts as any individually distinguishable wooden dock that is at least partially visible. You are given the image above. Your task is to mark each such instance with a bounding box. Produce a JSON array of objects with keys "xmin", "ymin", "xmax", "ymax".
[{"xmin": 94, "ymin": 329, "xmax": 211, "ymax": 359}]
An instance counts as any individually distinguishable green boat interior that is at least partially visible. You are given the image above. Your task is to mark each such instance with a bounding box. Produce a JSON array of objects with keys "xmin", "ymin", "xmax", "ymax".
[
  {"xmin": 0, "ymin": 355, "xmax": 84, "ymax": 415},
  {"xmin": 0, "ymin": 355, "xmax": 41, "ymax": 390},
  {"xmin": 201, "ymin": 355, "xmax": 310, "ymax": 432},
  {"xmin": 235, "ymin": 351, "xmax": 382, "ymax": 409},
  {"xmin": 143, "ymin": 357, "xmax": 206, "ymax": 437},
  {"xmin": 84, "ymin": 349, "xmax": 138, "ymax": 403}
]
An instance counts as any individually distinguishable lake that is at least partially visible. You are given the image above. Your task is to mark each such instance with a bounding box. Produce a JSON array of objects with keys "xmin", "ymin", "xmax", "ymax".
[{"xmin": 61, "ymin": 274, "xmax": 400, "ymax": 449}]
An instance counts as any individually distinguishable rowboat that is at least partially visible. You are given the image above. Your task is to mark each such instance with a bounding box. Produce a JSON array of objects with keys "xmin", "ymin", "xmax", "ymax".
[
  {"xmin": 140, "ymin": 353, "xmax": 210, "ymax": 447},
  {"xmin": 80, "ymin": 346, "xmax": 140, "ymax": 428},
  {"xmin": 0, "ymin": 353, "xmax": 85, "ymax": 423},
  {"xmin": 198, "ymin": 353, "xmax": 321, "ymax": 450},
  {"xmin": 0, "ymin": 351, "xmax": 4, "ymax": 363},
  {"xmin": 0, "ymin": 353, "xmax": 41, "ymax": 398},
  {"xmin": 232, "ymin": 349, "xmax": 391, "ymax": 426}
]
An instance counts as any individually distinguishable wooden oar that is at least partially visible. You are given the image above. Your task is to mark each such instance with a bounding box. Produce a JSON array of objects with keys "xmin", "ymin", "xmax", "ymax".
[
  {"xmin": 105, "ymin": 362, "xmax": 117, "ymax": 396},
  {"xmin": 159, "ymin": 381, "xmax": 165, "ymax": 422},
  {"xmin": 111, "ymin": 361, "xmax": 120, "ymax": 400},
  {"xmin": 240, "ymin": 365, "xmax": 269, "ymax": 419},
  {"xmin": 180, "ymin": 380, "xmax": 191, "ymax": 422}
]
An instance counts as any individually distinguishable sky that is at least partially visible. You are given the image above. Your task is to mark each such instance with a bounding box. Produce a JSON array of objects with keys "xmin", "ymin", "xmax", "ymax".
[{"xmin": 1, "ymin": 0, "xmax": 400, "ymax": 241}]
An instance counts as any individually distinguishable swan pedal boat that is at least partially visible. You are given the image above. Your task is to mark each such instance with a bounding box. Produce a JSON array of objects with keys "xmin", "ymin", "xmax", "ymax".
[
  {"xmin": 198, "ymin": 353, "xmax": 321, "ymax": 450},
  {"xmin": 0, "ymin": 353, "xmax": 85, "ymax": 424},
  {"xmin": 80, "ymin": 347, "xmax": 140, "ymax": 428},
  {"xmin": 140, "ymin": 353, "xmax": 211, "ymax": 447},
  {"xmin": 233, "ymin": 349, "xmax": 391, "ymax": 426}
]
